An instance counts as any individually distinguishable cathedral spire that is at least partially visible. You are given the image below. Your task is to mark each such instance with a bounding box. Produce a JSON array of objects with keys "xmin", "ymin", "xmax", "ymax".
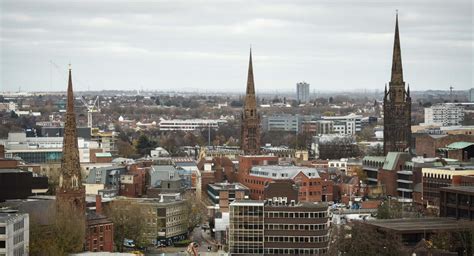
[
  {"xmin": 59, "ymin": 66, "xmax": 82, "ymax": 190},
  {"xmin": 246, "ymin": 48, "xmax": 255, "ymax": 95},
  {"xmin": 390, "ymin": 12, "xmax": 404, "ymax": 84}
]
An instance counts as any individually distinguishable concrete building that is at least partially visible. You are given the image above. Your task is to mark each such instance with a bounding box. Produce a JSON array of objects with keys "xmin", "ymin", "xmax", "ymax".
[
  {"xmin": 0, "ymin": 213, "xmax": 29, "ymax": 256},
  {"xmin": 321, "ymin": 113, "xmax": 362, "ymax": 135},
  {"xmin": 229, "ymin": 200, "xmax": 265, "ymax": 255},
  {"xmin": 2, "ymin": 132, "xmax": 103, "ymax": 164},
  {"xmin": 262, "ymin": 114, "xmax": 300, "ymax": 132},
  {"xmin": 362, "ymin": 154, "xmax": 448, "ymax": 202},
  {"xmin": 118, "ymin": 194, "xmax": 189, "ymax": 245},
  {"xmin": 423, "ymin": 103, "xmax": 465, "ymax": 126},
  {"xmin": 207, "ymin": 182, "xmax": 249, "ymax": 212},
  {"xmin": 439, "ymin": 186, "xmax": 474, "ymax": 221},
  {"xmin": 422, "ymin": 166, "xmax": 474, "ymax": 206},
  {"xmin": 158, "ymin": 118, "xmax": 227, "ymax": 131},
  {"xmin": 296, "ymin": 82, "xmax": 310, "ymax": 103},
  {"xmin": 229, "ymin": 182, "xmax": 330, "ymax": 255},
  {"xmin": 365, "ymin": 218, "xmax": 474, "ymax": 249}
]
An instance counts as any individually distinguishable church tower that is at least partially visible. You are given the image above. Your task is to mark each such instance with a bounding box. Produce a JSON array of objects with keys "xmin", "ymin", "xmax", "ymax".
[
  {"xmin": 241, "ymin": 49, "xmax": 261, "ymax": 155},
  {"xmin": 383, "ymin": 13, "xmax": 412, "ymax": 155},
  {"xmin": 56, "ymin": 66, "xmax": 86, "ymax": 213}
]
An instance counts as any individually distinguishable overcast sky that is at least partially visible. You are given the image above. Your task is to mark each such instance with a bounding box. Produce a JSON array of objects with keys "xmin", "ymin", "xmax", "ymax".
[{"xmin": 0, "ymin": 0, "xmax": 472, "ymax": 93}]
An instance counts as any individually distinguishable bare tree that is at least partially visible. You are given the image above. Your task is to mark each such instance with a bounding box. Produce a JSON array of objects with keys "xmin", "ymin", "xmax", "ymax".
[
  {"xmin": 29, "ymin": 204, "xmax": 85, "ymax": 256},
  {"xmin": 104, "ymin": 200, "xmax": 148, "ymax": 252}
]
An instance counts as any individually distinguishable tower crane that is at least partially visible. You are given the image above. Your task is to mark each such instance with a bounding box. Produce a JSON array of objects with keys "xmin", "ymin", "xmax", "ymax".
[{"xmin": 80, "ymin": 96, "xmax": 100, "ymax": 128}]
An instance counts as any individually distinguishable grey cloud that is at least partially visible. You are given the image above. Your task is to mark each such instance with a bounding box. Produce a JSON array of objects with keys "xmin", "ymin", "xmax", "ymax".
[{"xmin": 0, "ymin": 0, "xmax": 472, "ymax": 92}]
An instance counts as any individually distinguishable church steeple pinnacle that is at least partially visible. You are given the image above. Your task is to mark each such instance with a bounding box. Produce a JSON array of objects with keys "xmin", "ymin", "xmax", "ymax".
[
  {"xmin": 390, "ymin": 11, "xmax": 404, "ymax": 84},
  {"xmin": 246, "ymin": 48, "xmax": 255, "ymax": 95}
]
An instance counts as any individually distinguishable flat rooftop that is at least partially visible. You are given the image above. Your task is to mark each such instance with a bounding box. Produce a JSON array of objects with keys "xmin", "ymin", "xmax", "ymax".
[
  {"xmin": 208, "ymin": 182, "xmax": 249, "ymax": 191},
  {"xmin": 230, "ymin": 200, "xmax": 264, "ymax": 206},
  {"xmin": 440, "ymin": 186, "xmax": 474, "ymax": 193},
  {"xmin": 367, "ymin": 218, "xmax": 474, "ymax": 232}
]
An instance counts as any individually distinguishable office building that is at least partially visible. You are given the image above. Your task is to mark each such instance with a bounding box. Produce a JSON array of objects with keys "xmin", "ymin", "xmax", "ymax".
[
  {"xmin": 0, "ymin": 213, "xmax": 29, "ymax": 256},
  {"xmin": 440, "ymin": 186, "xmax": 474, "ymax": 221},
  {"xmin": 321, "ymin": 113, "xmax": 362, "ymax": 135},
  {"xmin": 424, "ymin": 103, "xmax": 465, "ymax": 126},
  {"xmin": 296, "ymin": 82, "xmax": 310, "ymax": 103}
]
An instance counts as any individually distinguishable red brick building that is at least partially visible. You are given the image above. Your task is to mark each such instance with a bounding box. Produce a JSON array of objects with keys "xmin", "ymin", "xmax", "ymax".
[
  {"xmin": 238, "ymin": 156, "xmax": 333, "ymax": 202},
  {"xmin": 119, "ymin": 165, "xmax": 146, "ymax": 197},
  {"xmin": 86, "ymin": 195, "xmax": 114, "ymax": 252},
  {"xmin": 415, "ymin": 134, "xmax": 474, "ymax": 158}
]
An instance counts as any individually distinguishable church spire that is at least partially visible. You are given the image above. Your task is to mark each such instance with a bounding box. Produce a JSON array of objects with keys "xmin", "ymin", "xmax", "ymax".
[
  {"xmin": 390, "ymin": 12, "xmax": 404, "ymax": 84},
  {"xmin": 246, "ymin": 48, "xmax": 255, "ymax": 95},
  {"xmin": 59, "ymin": 66, "xmax": 82, "ymax": 191}
]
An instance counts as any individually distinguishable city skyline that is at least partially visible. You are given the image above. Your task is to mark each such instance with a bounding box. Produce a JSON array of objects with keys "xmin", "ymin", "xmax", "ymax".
[{"xmin": 1, "ymin": 0, "xmax": 472, "ymax": 92}]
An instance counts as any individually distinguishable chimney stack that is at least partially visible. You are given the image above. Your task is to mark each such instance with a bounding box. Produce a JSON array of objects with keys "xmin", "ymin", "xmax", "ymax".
[{"xmin": 95, "ymin": 194, "xmax": 102, "ymax": 214}]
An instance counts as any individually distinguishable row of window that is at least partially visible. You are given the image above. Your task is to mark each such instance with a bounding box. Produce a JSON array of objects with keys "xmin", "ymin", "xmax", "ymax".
[
  {"xmin": 264, "ymin": 247, "xmax": 328, "ymax": 255},
  {"xmin": 265, "ymin": 235, "xmax": 328, "ymax": 243},
  {"xmin": 265, "ymin": 224, "xmax": 327, "ymax": 231},
  {"xmin": 89, "ymin": 224, "xmax": 112, "ymax": 234},
  {"xmin": 265, "ymin": 211, "xmax": 327, "ymax": 219}
]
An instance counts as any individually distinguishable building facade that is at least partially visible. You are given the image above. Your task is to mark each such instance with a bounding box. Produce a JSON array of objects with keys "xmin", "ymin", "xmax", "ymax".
[
  {"xmin": 424, "ymin": 103, "xmax": 465, "ymax": 126},
  {"xmin": 241, "ymin": 49, "xmax": 261, "ymax": 155},
  {"xmin": 383, "ymin": 14, "xmax": 412, "ymax": 154},
  {"xmin": 0, "ymin": 213, "xmax": 29, "ymax": 256},
  {"xmin": 158, "ymin": 118, "xmax": 227, "ymax": 131},
  {"xmin": 207, "ymin": 182, "xmax": 250, "ymax": 212},
  {"xmin": 296, "ymin": 82, "xmax": 310, "ymax": 103},
  {"xmin": 229, "ymin": 193, "xmax": 329, "ymax": 256},
  {"xmin": 262, "ymin": 115, "xmax": 300, "ymax": 132},
  {"xmin": 422, "ymin": 167, "xmax": 474, "ymax": 206},
  {"xmin": 240, "ymin": 165, "xmax": 333, "ymax": 202},
  {"xmin": 321, "ymin": 114, "xmax": 361, "ymax": 135},
  {"xmin": 439, "ymin": 186, "xmax": 474, "ymax": 221}
]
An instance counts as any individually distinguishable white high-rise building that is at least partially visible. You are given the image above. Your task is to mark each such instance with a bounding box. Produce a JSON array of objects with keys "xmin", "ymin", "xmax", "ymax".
[
  {"xmin": 424, "ymin": 103, "xmax": 465, "ymax": 126},
  {"xmin": 296, "ymin": 82, "xmax": 310, "ymax": 103},
  {"xmin": 0, "ymin": 213, "xmax": 29, "ymax": 256}
]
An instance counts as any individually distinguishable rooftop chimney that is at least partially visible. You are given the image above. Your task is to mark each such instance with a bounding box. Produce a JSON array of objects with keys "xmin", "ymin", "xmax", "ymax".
[{"xmin": 95, "ymin": 194, "xmax": 102, "ymax": 214}]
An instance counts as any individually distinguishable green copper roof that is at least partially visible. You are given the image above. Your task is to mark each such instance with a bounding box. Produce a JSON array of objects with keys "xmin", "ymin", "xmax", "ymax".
[
  {"xmin": 95, "ymin": 152, "xmax": 112, "ymax": 157},
  {"xmin": 446, "ymin": 142, "xmax": 474, "ymax": 150},
  {"xmin": 383, "ymin": 152, "xmax": 400, "ymax": 170}
]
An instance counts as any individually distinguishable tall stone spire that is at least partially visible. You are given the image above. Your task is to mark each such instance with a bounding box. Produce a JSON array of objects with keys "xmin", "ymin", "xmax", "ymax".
[
  {"xmin": 390, "ymin": 12, "xmax": 403, "ymax": 84},
  {"xmin": 57, "ymin": 66, "xmax": 86, "ymax": 213},
  {"xmin": 383, "ymin": 13, "xmax": 412, "ymax": 155},
  {"xmin": 241, "ymin": 48, "xmax": 260, "ymax": 155},
  {"xmin": 246, "ymin": 48, "xmax": 255, "ymax": 95}
]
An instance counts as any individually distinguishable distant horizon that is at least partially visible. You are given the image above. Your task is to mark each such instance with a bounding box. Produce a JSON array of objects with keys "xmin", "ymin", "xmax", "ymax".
[{"xmin": 1, "ymin": 1, "xmax": 472, "ymax": 92}]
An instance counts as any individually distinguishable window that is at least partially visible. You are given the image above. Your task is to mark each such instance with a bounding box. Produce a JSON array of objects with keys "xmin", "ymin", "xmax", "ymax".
[
  {"xmin": 0, "ymin": 241, "xmax": 5, "ymax": 248},
  {"xmin": 0, "ymin": 227, "xmax": 4, "ymax": 234}
]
